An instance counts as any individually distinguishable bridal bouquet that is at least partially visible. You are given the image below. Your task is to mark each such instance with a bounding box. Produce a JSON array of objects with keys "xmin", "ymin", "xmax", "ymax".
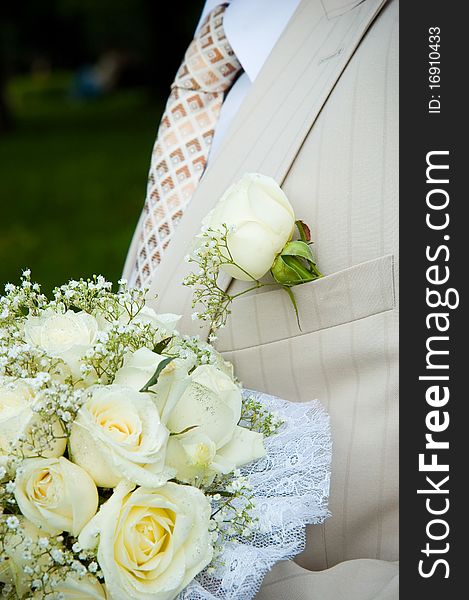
[{"xmin": 0, "ymin": 272, "xmax": 330, "ymax": 599}]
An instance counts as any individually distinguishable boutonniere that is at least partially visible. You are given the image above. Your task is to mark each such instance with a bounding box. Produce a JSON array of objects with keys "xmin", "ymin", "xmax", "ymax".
[{"xmin": 184, "ymin": 173, "xmax": 322, "ymax": 333}]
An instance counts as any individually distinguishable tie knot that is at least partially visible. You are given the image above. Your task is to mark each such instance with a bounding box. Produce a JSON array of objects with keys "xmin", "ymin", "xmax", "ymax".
[{"xmin": 173, "ymin": 4, "xmax": 242, "ymax": 93}]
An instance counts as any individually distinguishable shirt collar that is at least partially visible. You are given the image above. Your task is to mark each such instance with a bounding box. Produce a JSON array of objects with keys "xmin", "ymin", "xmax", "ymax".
[
  {"xmin": 197, "ymin": 0, "xmax": 367, "ymax": 81},
  {"xmin": 197, "ymin": 0, "xmax": 301, "ymax": 82}
]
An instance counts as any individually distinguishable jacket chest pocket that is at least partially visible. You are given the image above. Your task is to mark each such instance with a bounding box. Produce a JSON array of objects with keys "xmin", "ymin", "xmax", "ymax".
[{"xmin": 215, "ymin": 254, "xmax": 396, "ymax": 352}]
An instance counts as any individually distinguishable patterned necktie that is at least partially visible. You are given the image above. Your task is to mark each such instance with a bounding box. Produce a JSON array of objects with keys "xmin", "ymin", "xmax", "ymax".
[{"xmin": 129, "ymin": 4, "xmax": 242, "ymax": 289}]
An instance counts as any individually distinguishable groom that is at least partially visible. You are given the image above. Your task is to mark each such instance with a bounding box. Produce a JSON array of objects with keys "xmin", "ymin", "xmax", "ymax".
[{"xmin": 124, "ymin": 0, "xmax": 399, "ymax": 598}]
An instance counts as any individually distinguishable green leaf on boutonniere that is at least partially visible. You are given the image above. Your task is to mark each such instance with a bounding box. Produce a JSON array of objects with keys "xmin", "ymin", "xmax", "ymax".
[
  {"xmin": 140, "ymin": 356, "xmax": 175, "ymax": 393},
  {"xmin": 283, "ymin": 286, "xmax": 301, "ymax": 330}
]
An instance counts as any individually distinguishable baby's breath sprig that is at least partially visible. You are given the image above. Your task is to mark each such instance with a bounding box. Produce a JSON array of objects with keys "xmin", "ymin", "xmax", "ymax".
[
  {"xmin": 0, "ymin": 526, "xmax": 100, "ymax": 598},
  {"xmin": 183, "ymin": 225, "xmax": 274, "ymax": 333},
  {"xmin": 240, "ymin": 395, "xmax": 285, "ymax": 438},
  {"xmin": 0, "ymin": 270, "xmax": 47, "ymax": 324},
  {"xmin": 81, "ymin": 320, "xmax": 160, "ymax": 383},
  {"xmin": 171, "ymin": 335, "xmax": 218, "ymax": 369},
  {"xmin": 206, "ymin": 470, "xmax": 258, "ymax": 552},
  {"xmin": 184, "ymin": 219, "xmax": 323, "ymax": 333},
  {"xmin": 51, "ymin": 276, "xmax": 148, "ymax": 325},
  {"xmin": 0, "ymin": 463, "xmax": 19, "ymax": 519},
  {"xmin": 51, "ymin": 275, "xmax": 113, "ymax": 316},
  {"xmin": 0, "ymin": 341, "xmax": 64, "ymax": 380}
]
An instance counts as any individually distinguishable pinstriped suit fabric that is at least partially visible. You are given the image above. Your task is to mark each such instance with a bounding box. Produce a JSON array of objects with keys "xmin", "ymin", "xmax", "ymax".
[{"xmin": 221, "ymin": 0, "xmax": 399, "ymax": 574}]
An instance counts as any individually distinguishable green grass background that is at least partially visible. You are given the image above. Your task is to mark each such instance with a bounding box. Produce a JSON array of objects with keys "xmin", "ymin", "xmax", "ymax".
[{"xmin": 0, "ymin": 74, "xmax": 161, "ymax": 294}]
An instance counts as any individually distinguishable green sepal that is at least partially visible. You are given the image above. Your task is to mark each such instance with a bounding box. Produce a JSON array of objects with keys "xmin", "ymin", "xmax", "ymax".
[
  {"xmin": 271, "ymin": 255, "xmax": 304, "ymax": 286},
  {"xmin": 153, "ymin": 336, "xmax": 172, "ymax": 354},
  {"xmin": 295, "ymin": 220, "xmax": 311, "ymax": 243},
  {"xmin": 282, "ymin": 256, "xmax": 316, "ymax": 282},
  {"xmin": 271, "ymin": 238, "xmax": 323, "ymax": 286},
  {"xmin": 281, "ymin": 240, "xmax": 316, "ymax": 263}
]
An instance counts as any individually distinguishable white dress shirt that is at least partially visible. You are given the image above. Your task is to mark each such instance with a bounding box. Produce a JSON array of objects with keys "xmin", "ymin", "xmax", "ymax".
[{"xmin": 197, "ymin": 0, "xmax": 301, "ymax": 159}]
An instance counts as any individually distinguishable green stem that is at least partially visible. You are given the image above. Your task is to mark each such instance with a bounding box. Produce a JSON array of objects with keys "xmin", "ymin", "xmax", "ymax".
[{"xmin": 230, "ymin": 281, "xmax": 277, "ymax": 301}]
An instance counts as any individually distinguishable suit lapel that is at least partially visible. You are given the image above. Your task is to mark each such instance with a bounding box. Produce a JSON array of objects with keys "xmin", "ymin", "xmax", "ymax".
[{"xmin": 146, "ymin": 0, "xmax": 387, "ymax": 334}]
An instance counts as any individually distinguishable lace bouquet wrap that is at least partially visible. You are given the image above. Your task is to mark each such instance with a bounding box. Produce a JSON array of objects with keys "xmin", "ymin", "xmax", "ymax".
[
  {"xmin": 0, "ymin": 273, "xmax": 330, "ymax": 600},
  {"xmin": 183, "ymin": 390, "xmax": 331, "ymax": 600}
]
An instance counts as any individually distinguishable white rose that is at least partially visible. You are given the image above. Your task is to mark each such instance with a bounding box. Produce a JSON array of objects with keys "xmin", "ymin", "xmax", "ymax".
[
  {"xmin": 79, "ymin": 481, "xmax": 213, "ymax": 600},
  {"xmin": 14, "ymin": 456, "xmax": 98, "ymax": 536},
  {"xmin": 24, "ymin": 309, "xmax": 98, "ymax": 378},
  {"xmin": 69, "ymin": 384, "xmax": 172, "ymax": 488},
  {"xmin": 165, "ymin": 365, "xmax": 265, "ymax": 482},
  {"xmin": 114, "ymin": 347, "xmax": 194, "ymax": 423},
  {"xmin": 203, "ymin": 173, "xmax": 295, "ymax": 280},
  {"xmin": 0, "ymin": 379, "xmax": 66, "ymax": 459}
]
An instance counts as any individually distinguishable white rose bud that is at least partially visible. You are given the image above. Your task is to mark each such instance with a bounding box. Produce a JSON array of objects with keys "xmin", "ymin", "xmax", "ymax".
[
  {"xmin": 69, "ymin": 384, "xmax": 172, "ymax": 488},
  {"xmin": 79, "ymin": 481, "xmax": 213, "ymax": 600},
  {"xmin": 165, "ymin": 365, "xmax": 265, "ymax": 483},
  {"xmin": 14, "ymin": 456, "xmax": 98, "ymax": 536},
  {"xmin": 0, "ymin": 379, "xmax": 66, "ymax": 459},
  {"xmin": 24, "ymin": 309, "xmax": 98, "ymax": 378},
  {"xmin": 203, "ymin": 173, "xmax": 295, "ymax": 280}
]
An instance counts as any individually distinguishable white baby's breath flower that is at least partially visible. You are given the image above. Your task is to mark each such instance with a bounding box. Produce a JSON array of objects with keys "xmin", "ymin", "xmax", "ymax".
[
  {"xmin": 6, "ymin": 515, "xmax": 19, "ymax": 530},
  {"xmin": 88, "ymin": 561, "xmax": 98, "ymax": 573},
  {"xmin": 70, "ymin": 560, "xmax": 87, "ymax": 576},
  {"xmin": 22, "ymin": 549, "xmax": 32, "ymax": 561},
  {"xmin": 50, "ymin": 548, "xmax": 64, "ymax": 564}
]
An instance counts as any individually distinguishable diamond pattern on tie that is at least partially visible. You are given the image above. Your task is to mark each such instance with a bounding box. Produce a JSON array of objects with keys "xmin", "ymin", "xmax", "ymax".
[{"xmin": 129, "ymin": 4, "xmax": 242, "ymax": 289}]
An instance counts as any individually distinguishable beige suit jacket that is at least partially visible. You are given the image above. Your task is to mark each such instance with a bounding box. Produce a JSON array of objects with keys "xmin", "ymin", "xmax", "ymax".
[{"xmin": 124, "ymin": 0, "xmax": 399, "ymax": 597}]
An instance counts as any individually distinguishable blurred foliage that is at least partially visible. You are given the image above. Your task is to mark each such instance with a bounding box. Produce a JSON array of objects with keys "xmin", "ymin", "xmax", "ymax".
[
  {"xmin": 0, "ymin": 0, "xmax": 205, "ymax": 293},
  {"xmin": 1, "ymin": 0, "xmax": 204, "ymax": 93},
  {"xmin": 0, "ymin": 74, "xmax": 160, "ymax": 293}
]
